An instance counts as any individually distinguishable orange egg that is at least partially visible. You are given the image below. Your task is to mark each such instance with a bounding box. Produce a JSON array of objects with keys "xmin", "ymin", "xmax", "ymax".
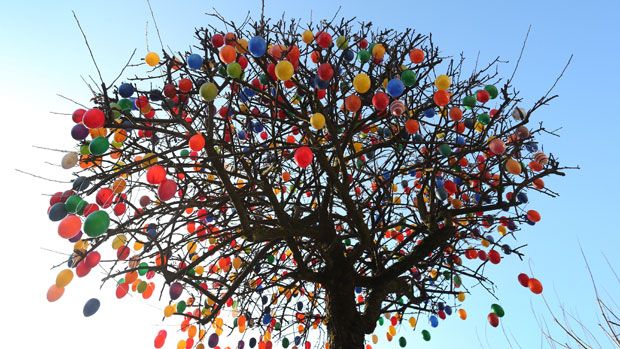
[{"xmin": 219, "ymin": 45, "xmax": 237, "ymax": 64}]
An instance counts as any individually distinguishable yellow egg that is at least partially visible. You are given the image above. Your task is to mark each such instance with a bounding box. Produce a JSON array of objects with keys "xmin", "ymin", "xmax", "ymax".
[
  {"xmin": 55, "ymin": 269, "xmax": 74, "ymax": 288},
  {"xmin": 302, "ymin": 30, "xmax": 314, "ymax": 44},
  {"xmin": 310, "ymin": 113, "xmax": 326, "ymax": 130},
  {"xmin": 275, "ymin": 61, "xmax": 294, "ymax": 81},
  {"xmin": 372, "ymin": 43, "xmax": 386, "ymax": 58},
  {"xmin": 498, "ymin": 225, "xmax": 507, "ymax": 236},
  {"xmin": 353, "ymin": 142, "xmax": 363, "ymax": 153},
  {"xmin": 353, "ymin": 73, "xmax": 371, "ymax": 93},
  {"xmin": 145, "ymin": 52, "xmax": 160, "ymax": 67},
  {"xmin": 435, "ymin": 74, "xmax": 451, "ymax": 90},
  {"xmin": 236, "ymin": 38, "xmax": 248, "ymax": 53}
]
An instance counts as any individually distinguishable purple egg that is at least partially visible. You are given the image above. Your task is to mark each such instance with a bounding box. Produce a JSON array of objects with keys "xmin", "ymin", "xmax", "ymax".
[
  {"xmin": 169, "ymin": 282, "xmax": 183, "ymax": 300},
  {"xmin": 71, "ymin": 124, "xmax": 90, "ymax": 140},
  {"xmin": 69, "ymin": 231, "xmax": 83, "ymax": 243},
  {"xmin": 207, "ymin": 333, "xmax": 219, "ymax": 348}
]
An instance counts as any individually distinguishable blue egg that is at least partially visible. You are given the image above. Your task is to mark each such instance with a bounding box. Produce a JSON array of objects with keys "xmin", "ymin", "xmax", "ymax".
[
  {"xmin": 436, "ymin": 188, "xmax": 448, "ymax": 200},
  {"xmin": 517, "ymin": 192, "xmax": 528, "ymax": 203},
  {"xmin": 147, "ymin": 223, "xmax": 157, "ymax": 239},
  {"xmin": 48, "ymin": 203, "xmax": 68, "ymax": 221},
  {"xmin": 474, "ymin": 193, "xmax": 482, "ymax": 202},
  {"xmin": 430, "ymin": 315, "xmax": 439, "ymax": 327},
  {"xmin": 118, "ymin": 83, "xmax": 134, "ymax": 98},
  {"xmin": 445, "ymin": 306, "xmax": 452, "ymax": 315},
  {"xmin": 424, "ymin": 108, "xmax": 436, "ymax": 118},
  {"xmin": 343, "ymin": 49, "xmax": 355, "ymax": 62},
  {"xmin": 314, "ymin": 75, "xmax": 329, "ymax": 89},
  {"xmin": 187, "ymin": 53, "xmax": 204, "ymax": 69},
  {"xmin": 262, "ymin": 313, "xmax": 272, "ymax": 324},
  {"xmin": 253, "ymin": 121, "xmax": 264, "ymax": 133},
  {"xmin": 525, "ymin": 142, "xmax": 538, "ymax": 152},
  {"xmin": 249, "ymin": 36, "xmax": 267, "ymax": 57},
  {"xmin": 83, "ymin": 298, "xmax": 101, "ymax": 317},
  {"xmin": 72, "ymin": 176, "xmax": 91, "ymax": 191},
  {"xmin": 243, "ymin": 87, "xmax": 256, "ymax": 98},
  {"xmin": 249, "ymin": 337, "xmax": 257, "ymax": 348},
  {"xmin": 456, "ymin": 135, "xmax": 466, "ymax": 145},
  {"xmin": 238, "ymin": 130, "xmax": 247, "ymax": 140},
  {"xmin": 386, "ymin": 79, "xmax": 405, "ymax": 97}
]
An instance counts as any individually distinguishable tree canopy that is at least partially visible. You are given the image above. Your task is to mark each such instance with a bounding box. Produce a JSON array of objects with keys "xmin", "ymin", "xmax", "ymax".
[{"xmin": 45, "ymin": 12, "xmax": 567, "ymax": 349}]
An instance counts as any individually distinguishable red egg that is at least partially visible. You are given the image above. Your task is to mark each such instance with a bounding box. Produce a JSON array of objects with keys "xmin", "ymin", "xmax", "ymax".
[
  {"xmin": 147, "ymin": 165, "xmax": 167, "ymax": 185},
  {"xmin": 116, "ymin": 283, "xmax": 129, "ymax": 298},
  {"xmin": 528, "ymin": 278, "xmax": 543, "ymax": 294},
  {"xmin": 527, "ymin": 210, "xmax": 541, "ymax": 223},
  {"xmin": 294, "ymin": 146, "xmax": 314, "ymax": 168},
  {"xmin": 83, "ymin": 203, "xmax": 99, "ymax": 216},
  {"xmin": 189, "ymin": 133, "xmax": 205, "ymax": 151},
  {"xmin": 178, "ymin": 78, "xmax": 193, "ymax": 93},
  {"xmin": 211, "ymin": 33, "xmax": 225, "ymax": 47},
  {"xmin": 76, "ymin": 260, "xmax": 91, "ymax": 277},
  {"xmin": 488, "ymin": 138, "xmax": 506, "ymax": 155},
  {"xmin": 58, "ymin": 215, "xmax": 82, "ymax": 239},
  {"xmin": 317, "ymin": 63, "xmax": 334, "ymax": 81},
  {"xmin": 433, "ymin": 90, "xmax": 450, "ymax": 106},
  {"xmin": 487, "ymin": 313, "xmax": 499, "ymax": 327},
  {"xmin": 405, "ymin": 119, "xmax": 419, "ymax": 134},
  {"xmin": 449, "ymin": 107, "xmax": 463, "ymax": 121},
  {"xmin": 83, "ymin": 108, "xmax": 105, "ymax": 129},
  {"xmin": 158, "ymin": 179, "xmax": 178, "ymax": 201},
  {"xmin": 72, "ymin": 108, "xmax": 86, "ymax": 123},
  {"xmin": 163, "ymin": 84, "xmax": 177, "ymax": 98},
  {"xmin": 372, "ymin": 92, "xmax": 389, "ymax": 111},
  {"xmin": 85, "ymin": 251, "xmax": 101, "ymax": 268},
  {"xmin": 154, "ymin": 330, "xmax": 167, "ymax": 348},
  {"xmin": 477, "ymin": 89, "xmax": 490, "ymax": 103},
  {"xmin": 517, "ymin": 273, "xmax": 530, "ymax": 287},
  {"xmin": 316, "ymin": 31, "xmax": 332, "ymax": 48},
  {"xmin": 96, "ymin": 188, "xmax": 115, "ymax": 208}
]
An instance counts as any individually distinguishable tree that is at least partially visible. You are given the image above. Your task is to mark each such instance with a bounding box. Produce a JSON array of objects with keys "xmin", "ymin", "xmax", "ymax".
[{"xmin": 45, "ymin": 12, "xmax": 569, "ymax": 349}]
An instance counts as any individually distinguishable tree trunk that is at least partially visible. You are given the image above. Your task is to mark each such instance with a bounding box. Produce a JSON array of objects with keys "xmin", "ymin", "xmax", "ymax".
[
  {"xmin": 325, "ymin": 285, "xmax": 365, "ymax": 348},
  {"xmin": 324, "ymin": 260, "xmax": 365, "ymax": 349}
]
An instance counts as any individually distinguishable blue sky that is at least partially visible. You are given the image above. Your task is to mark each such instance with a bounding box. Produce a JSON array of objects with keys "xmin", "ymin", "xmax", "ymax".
[{"xmin": 0, "ymin": 0, "xmax": 618, "ymax": 348}]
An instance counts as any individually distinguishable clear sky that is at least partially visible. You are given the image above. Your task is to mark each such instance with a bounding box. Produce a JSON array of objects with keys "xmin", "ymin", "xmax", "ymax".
[{"xmin": 0, "ymin": 0, "xmax": 618, "ymax": 348}]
